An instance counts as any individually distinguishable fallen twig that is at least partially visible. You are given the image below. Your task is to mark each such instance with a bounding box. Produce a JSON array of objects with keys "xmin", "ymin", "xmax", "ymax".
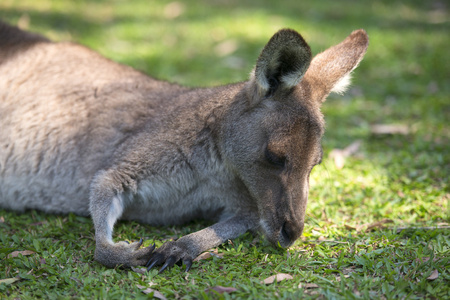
[
  {"xmin": 394, "ymin": 226, "xmax": 450, "ymax": 233},
  {"xmin": 345, "ymin": 219, "xmax": 393, "ymax": 233},
  {"xmin": 304, "ymin": 240, "xmax": 349, "ymax": 244}
]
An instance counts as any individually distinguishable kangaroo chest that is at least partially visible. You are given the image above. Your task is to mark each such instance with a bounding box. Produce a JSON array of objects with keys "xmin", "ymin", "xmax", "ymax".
[{"xmin": 120, "ymin": 164, "xmax": 240, "ymax": 226}]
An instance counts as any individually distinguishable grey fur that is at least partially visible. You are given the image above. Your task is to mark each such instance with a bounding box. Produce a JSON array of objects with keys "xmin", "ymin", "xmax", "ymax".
[{"xmin": 0, "ymin": 21, "xmax": 368, "ymax": 270}]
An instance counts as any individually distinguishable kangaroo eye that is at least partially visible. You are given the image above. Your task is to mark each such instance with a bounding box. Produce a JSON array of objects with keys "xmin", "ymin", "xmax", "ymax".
[{"xmin": 265, "ymin": 148, "xmax": 286, "ymax": 167}]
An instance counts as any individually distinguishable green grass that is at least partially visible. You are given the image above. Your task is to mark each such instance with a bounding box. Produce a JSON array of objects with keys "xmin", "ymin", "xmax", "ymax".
[{"xmin": 1, "ymin": 0, "xmax": 449, "ymax": 299}]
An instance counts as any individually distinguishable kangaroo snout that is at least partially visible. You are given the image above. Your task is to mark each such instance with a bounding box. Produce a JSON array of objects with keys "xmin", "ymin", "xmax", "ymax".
[
  {"xmin": 280, "ymin": 220, "xmax": 304, "ymax": 247},
  {"xmin": 261, "ymin": 214, "xmax": 305, "ymax": 248},
  {"xmin": 260, "ymin": 193, "xmax": 307, "ymax": 248},
  {"xmin": 257, "ymin": 180, "xmax": 309, "ymax": 248}
]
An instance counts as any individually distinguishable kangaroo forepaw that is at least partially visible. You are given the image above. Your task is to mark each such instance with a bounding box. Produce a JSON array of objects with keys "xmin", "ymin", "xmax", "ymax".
[
  {"xmin": 145, "ymin": 241, "xmax": 196, "ymax": 273},
  {"xmin": 95, "ymin": 239, "xmax": 155, "ymax": 268}
]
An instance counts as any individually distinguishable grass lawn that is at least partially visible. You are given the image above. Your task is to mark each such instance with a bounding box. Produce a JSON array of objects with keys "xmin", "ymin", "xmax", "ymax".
[{"xmin": 0, "ymin": 0, "xmax": 448, "ymax": 299}]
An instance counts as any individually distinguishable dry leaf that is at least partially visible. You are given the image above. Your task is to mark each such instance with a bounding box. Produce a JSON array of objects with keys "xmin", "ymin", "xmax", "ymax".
[
  {"xmin": 194, "ymin": 252, "xmax": 212, "ymax": 262},
  {"xmin": 137, "ymin": 285, "xmax": 167, "ymax": 300},
  {"xmin": 370, "ymin": 124, "xmax": 410, "ymax": 135},
  {"xmin": 194, "ymin": 249, "xmax": 222, "ymax": 262},
  {"xmin": 352, "ymin": 288, "xmax": 361, "ymax": 297},
  {"xmin": 344, "ymin": 224, "xmax": 356, "ymax": 230},
  {"xmin": 215, "ymin": 39, "xmax": 238, "ymax": 57},
  {"xmin": 131, "ymin": 266, "xmax": 147, "ymax": 274},
  {"xmin": 30, "ymin": 221, "xmax": 47, "ymax": 226},
  {"xmin": 8, "ymin": 250, "xmax": 35, "ymax": 258},
  {"xmin": 250, "ymin": 237, "xmax": 260, "ymax": 246},
  {"xmin": 224, "ymin": 56, "xmax": 245, "ymax": 69},
  {"xmin": 329, "ymin": 140, "xmax": 362, "ymax": 169},
  {"xmin": 426, "ymin": 270, "xmax": 439, "ymax": 281},
  {"xmin": 298, "ymin": 282, "xmax": 319, "ymax": 289},
  {"xmin": 205, "ymin": 286, "xmax": 237, "ymax": 294},
  {"xmin": 70, "ymin": 277, "xmax": 82, "ymax": 285},
  {"xmin": 336, "ymin": 275, "xmax": 351, "ymax": 282},
  {"xmin": 210, "ymin": 251, "xmax": 223, "ymax": 259},
  {"xmin": 332, "ymin": 153, "xmax": 345, "ymax": 169},
  {"xmin": 262, "ymin": 273, "xmax": 293, "ymax": 284},
  {"xmin": 163, "ymin": 2, "xmax": 185, "ymax": 19},
  {"xmin": 17, "ymin": 14, "xmax": 30, "ymax": 30},
  {"xmin": 0, "ymin": 216, "xmax": 4, "ymax": 223},
  {"xmin": 0, "ymin": 277, "xmax": 20, "ymax": 285},
  {"xmin": 415, "ymin": 257, "xmax": 439, "ymax": 264},
  {"xmin": 342, "ymin": 267, "xmax": 356, "ymax": 275}
]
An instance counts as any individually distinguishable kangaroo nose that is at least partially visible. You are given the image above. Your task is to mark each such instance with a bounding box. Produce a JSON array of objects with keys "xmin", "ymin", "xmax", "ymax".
[{"xmin": 280, "ymin": 221, "xmax": 303, "ymax": 247}]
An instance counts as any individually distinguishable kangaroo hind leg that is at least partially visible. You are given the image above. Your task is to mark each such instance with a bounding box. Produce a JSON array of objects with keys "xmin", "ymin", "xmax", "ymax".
[{"xmin": 89, "ymin": 170, "xmax": 155, "ymax": 268}]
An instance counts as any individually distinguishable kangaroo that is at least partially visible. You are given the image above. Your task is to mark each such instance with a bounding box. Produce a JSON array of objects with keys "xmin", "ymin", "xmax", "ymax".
[{"xmin": 0, "ymin": 21, "xmax": 368, "ymax": 272}]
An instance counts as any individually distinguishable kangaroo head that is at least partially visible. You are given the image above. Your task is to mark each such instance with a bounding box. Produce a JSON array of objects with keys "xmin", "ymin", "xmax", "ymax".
[{"xmin": 219, "ymin": 29, "xmax": 368, "ymax": 247}]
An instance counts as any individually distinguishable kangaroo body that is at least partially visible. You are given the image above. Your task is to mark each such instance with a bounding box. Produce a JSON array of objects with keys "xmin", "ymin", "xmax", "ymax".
[{"xmin": 0, "ymin": 21, "xmax": 368, "ymax": 270}]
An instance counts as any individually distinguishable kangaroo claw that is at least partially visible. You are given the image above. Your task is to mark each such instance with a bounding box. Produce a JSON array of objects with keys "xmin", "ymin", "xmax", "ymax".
[
  {"xmin": 184, "ymin": 259, "xmax": 193, "ymax": 272},
  {"xmin": 146, "ymin": 253, "xmax": 164, "ymax": 271},
  {"xmin": 145, "ymin": 241, "xmax": 196, "ymax": 273},
  {"xmin": 158, "ymin": 255, "xmax": 178, "ymax": 274}
]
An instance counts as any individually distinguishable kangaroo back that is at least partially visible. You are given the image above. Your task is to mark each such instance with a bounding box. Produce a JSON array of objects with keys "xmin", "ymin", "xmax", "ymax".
[{"xmin": 0, "ymin": 21, "xmax": 50, "ymax": 63}]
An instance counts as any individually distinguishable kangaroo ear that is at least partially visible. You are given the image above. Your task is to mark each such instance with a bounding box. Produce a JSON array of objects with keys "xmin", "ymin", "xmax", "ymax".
[
  {"xmin": 301, "ymin": 29, "xmax": 369, "ymax": 103},
  {"xmin": 249, "ymin": 29, "xmax": 312, "ymax": 102}
]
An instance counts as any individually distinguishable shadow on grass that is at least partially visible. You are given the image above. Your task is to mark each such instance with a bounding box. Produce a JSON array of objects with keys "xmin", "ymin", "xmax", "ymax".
[{"xmin": 2, "ymin": 0, "xmax": 448, "ymax": 78}]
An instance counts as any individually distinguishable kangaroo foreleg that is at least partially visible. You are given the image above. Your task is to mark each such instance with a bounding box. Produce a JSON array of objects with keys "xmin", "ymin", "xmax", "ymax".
[{"xmin": 146, "ymin": 213, "xmax": 258, "ymax": 273}]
